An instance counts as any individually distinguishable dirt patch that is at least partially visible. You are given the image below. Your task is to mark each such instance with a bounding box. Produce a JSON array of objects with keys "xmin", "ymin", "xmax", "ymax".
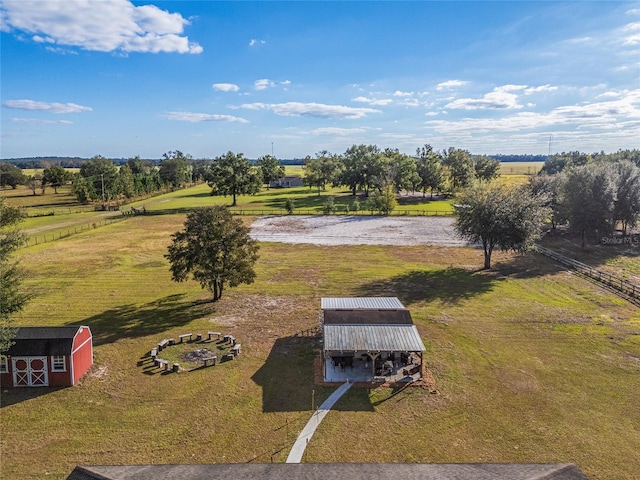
[
  {"xmin": 88, "ymin": 365, "xmax": 109, "ymax": 379},
  {"xmin": 182, "ymin": 348, "xmax": 216, "ymax": 363},
  {"xmin": 250, "ymin": 215, "xmax": 468, "ymax": 247}
]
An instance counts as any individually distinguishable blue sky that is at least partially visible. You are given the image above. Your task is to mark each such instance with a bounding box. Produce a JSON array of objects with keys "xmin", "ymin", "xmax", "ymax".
[{"xmin": 1, "ymin": 1, "xmax": 639, "ymax": 160}]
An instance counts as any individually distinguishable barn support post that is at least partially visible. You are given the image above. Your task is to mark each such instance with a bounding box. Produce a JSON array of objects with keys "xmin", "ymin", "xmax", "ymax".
[{"xmin": 366, "ymin": 352, "xmax": 381, "ymax": 379}]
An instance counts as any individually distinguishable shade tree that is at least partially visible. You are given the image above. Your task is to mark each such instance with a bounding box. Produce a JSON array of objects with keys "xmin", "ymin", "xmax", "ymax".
[
  {"xmin": 0, "ymin": 163, "xmax": 25, "ymax": 189},
  {"xmin": 613, "ymin": 161, "xmax": 640, "ymax": 235},
  {"xmin": 256, "ymin": 155, "xmax": 285, "ymax": 186},
  {"xmin": 442, "ymin": 147, "xmax": 475, "ymax": 191},
  {"xmin": 75, "ymin": 155, "xmax": 119, "ymax": 203},
  {"xmin": 415, "ymin": 144, "xmax": 445, "ymax": 198},
  {"xmin": 42, "ymin": 165, "xmax": 72, "ymax": 193},
  {"xmin": 303, "ymin": 151, "xmax": 343, "ymax": 195},
  {"xmin": 454, "ymin": 181, "xmax": 549, "ymax": 269},
  {"xmin": 165, "ymin": 206, "xmax": 259, "ymax": 302},
  {"xmin": 205, "ymin": 151, "xmax": 262, "ymax": 206},
  {"xmin": 473, "ymin": 155, "xmax": 501, "ymax": 182},
  {"xmin": 557, "ymin": 163, "xmax": 616, "ymax": 249},
  {"xmin": 383, "ymin": 148, "xmax": 418, "ymax": 194},
  {"xmin": 341, "ymin": 144, "xmax": 386, "ymax": 197},
  {"xmin": 159, "ymin": 150, "xmax": 191, "ymax": 188}
]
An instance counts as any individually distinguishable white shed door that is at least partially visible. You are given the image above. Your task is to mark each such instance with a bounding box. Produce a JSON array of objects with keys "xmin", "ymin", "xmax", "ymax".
[{"xmin": 12, "ymin": 357, "xmax": 49, "ymax": 387}]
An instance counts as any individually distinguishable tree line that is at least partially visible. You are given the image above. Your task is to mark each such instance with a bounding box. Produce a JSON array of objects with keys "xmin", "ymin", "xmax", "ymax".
[
  {"xmin": 0, "ymin": 145, "xmax": 499, "ymax": 209},
  {"xmin": 532, "ymin": 150, "xmax": 640, "ymax": 248}
]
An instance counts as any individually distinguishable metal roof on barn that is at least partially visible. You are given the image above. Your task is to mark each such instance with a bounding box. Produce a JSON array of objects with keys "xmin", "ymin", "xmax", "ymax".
[
  {"xmin": 324, "ymin": 324, "xmax": 425, "ymax": 352},
  {"xmin": 321, "ymin": 297, "xmax": 405, "ymax": 310}
]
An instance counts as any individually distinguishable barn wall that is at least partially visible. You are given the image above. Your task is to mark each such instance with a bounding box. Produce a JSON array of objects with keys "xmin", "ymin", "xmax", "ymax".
[
  {"xmin": 71, "ymin": 327, "xmax": 93, "ymax": 385},
  {"xmin": 48, "ymin": 356, "xmax": 73, "ymax": 386}
]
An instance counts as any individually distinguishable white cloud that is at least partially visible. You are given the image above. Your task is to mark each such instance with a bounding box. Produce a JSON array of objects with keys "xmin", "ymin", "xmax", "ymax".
[
  {"xmin": 436, "ymin": 80, "xmax": 468, "ymax": 91},
  {"xmin": 392, "ymin": 90, "xmax": 414, "ymax": 97},
  {"xmin": 11, "ymin": 118, "xmax": 74, "ymax": 125},
  {"xmin": 212, "ymin": 83, "xmax": 240, "ymax": 92},
  {"xmin": 165, "ymin": 111, "xmax": 249, "ymax": 123},
  {"xmin": 397, "ymin": 98, "xmax": 421, "ymax": 107},
  {"xmin": 3, "ymin": 99, "xmax": 92, "ymax": 113},
  {"xmin": 351, "ymin": 96, "xmax": 393, "ymax": 106},
  {"xmin": 239, "ymin": 102, "xmax": 380, "ymax": 119},
  {"xmin": 427, "ymin": 89, "xmax": 640, "ymax": 134},
  {"xmin": 253, "ymin": 78, "xmax": 290, "ymax": 90},
  {"xmin": 0, "ymin": 0, "xmax": 202, "ymax": 54},
  {"xmin": 249, "ymin": 39, "xmax": 266, "ymax": 46},
  {"xmin": 524, "ymin": 84, "xmax": 558, "ymax": 95},
  {"xmin": 254, "ymin": 79, "xmax": 275, "ymax": 90},
  {"xmin": 311, "ymin": 127, "xmax": 367, "ymax": 136},
  {"xmin": 620, "ymin": 21, "xmax": 640, "ymax": 45},
  {"xmin": 446, "ymin": 85, "xmax": 525, "ymax": 110}
]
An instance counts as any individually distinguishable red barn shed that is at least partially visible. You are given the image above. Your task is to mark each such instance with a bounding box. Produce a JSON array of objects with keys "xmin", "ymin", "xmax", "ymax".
[{"xmin": 0, "ymin": 326, "xmax": 93, "ymax": 387}]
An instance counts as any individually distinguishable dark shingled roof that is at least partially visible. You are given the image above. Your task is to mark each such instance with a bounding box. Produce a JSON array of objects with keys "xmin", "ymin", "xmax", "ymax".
[
  {"xmin": 67, "ymin": 463, "xmax": 588, "ymax": 480},
  {"xmin": 5, "ymin": 326, "xmax": 84, "ymax": 357}
]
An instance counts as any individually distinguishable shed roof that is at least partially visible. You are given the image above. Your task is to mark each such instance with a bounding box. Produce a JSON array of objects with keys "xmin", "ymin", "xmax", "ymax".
[
  {"xmin": 323, "ymin": 324, "xmax": 425, "ymax": 352},
  {"xmin": 323, "ymin": 309, "xmax": 413, "ymax": 325},
  {"xmin": 321, "ymin": 297, "xmax": 405, "ymax": 310},
  {"xmin": 5, "ymin": 326, "xmax": 87, "ymax": 357},
  {"xmin": 67, "ymin": 463, "xmax": 588, "ymax": 480}
]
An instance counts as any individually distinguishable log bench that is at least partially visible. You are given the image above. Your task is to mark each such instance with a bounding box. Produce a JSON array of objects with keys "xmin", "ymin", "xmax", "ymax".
[
  {"xmin": 179, "ymin": 333, "xmax": 193, "ymax": 343},
  {"xmin": 150, "ymin": 348, "xmax": 157, "ymax": 358},
  {"xmin": 157, "ymin": 339, "xmax": 170, "ymax": 351},
  {"xmin": 232, "ymin": 344, "xmax": 241, "ymax": 356},
  {"xmin": 208, "ymin": 331, "xmax": 221, "ymax": 340},
  {"xmin": 155, "ymin": 358, "xmax": 169, "ymax": 370},
  {"xmin": 202, "ymin": 355, "xmax": 217, "ymax": 367}
]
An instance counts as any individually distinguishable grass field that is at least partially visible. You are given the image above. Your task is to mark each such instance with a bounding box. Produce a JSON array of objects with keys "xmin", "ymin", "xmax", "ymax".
[
  {"xmin": 3, "ymin": 161, "xmax": 540, "ymax": 245},
  {"xmin": 1, "ymin": 209, "xmax": 639, "ymax": 479}
]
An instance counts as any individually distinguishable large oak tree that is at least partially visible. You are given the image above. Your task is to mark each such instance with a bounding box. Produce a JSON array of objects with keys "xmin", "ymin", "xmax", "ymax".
[
  {"xmin": 455, "ymin": 182, "xmax": 549, "ymax": 269},
  {"xmin": 165, "ymin": 206, "xmax": 259, "ymax": 302},
  {"xmin": 206, "ymin": 151, "xmax": 262, "ymax": 206}
]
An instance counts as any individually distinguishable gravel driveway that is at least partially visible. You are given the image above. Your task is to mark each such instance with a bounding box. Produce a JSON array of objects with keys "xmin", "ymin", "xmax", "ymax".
[{"xmin": 250, "ymin": 215, "xmax": 468, "ymax": 247}]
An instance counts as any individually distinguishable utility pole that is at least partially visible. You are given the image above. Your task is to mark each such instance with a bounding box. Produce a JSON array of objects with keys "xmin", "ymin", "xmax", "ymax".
[{"xmin": 101, "ymin": 174, "xmax": 105, "ymax": 205}]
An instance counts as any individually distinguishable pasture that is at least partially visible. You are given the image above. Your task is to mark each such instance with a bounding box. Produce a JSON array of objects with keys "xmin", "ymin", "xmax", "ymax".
[
  {"xmin": 1, "ymin": 207, "xmax": 639, "ymax": 479},
  {"xmin": 3, "ymin": 160, "xmax": 539, "ymax": 242}
]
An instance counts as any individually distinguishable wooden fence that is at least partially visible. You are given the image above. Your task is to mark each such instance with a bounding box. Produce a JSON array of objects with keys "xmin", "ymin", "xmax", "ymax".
[{"xmin": 534, "ymin": 244, "xmax": 640, "ymax": 303}]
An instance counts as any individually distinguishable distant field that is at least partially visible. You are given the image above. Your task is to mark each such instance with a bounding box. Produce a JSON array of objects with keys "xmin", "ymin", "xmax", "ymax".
[
  {"xmin": 4, "ymin": 182, "xmax": 455, "ymax": 245},
  {"xmin": 499, "ymin": 161, "xmax": 543, "ymax": 175},
  {"xmin": 1, "ymin": 212, "xmax": 638, "ymax": 479}
]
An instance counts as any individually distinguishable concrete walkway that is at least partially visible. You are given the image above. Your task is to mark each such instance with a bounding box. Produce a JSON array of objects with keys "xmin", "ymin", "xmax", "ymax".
[{"xmin": 285, "ymin": 381, "xmax": 353, "ymax": 463}]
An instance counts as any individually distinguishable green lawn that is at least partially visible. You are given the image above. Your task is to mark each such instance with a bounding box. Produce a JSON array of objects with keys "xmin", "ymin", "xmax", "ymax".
[
  {"xmin": 9, "ymin": 182, "xmax": 455, "ymax": 245},
  {"xmin": 1, "ymin": 213, "xmax": 639, "ymax": 479}
]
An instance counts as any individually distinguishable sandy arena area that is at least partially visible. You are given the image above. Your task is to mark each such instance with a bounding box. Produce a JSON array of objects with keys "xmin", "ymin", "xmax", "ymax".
[{"xmin": 250, "ymin": 215, "xmax": 468, "ymax": 247}]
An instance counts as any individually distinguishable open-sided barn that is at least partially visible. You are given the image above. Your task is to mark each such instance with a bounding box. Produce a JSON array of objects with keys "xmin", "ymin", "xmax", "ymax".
[
  {"xmin": 0, "ymin": 326, "xmax": 93, "ymax": 387},
  {"xmin": 320, "ymin": 297, "xmax": 426, "ymax": 382}
]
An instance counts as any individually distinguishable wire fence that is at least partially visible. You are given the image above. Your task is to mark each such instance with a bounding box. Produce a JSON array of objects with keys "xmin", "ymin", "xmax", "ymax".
[
  {"xmin": 25, "ymin": 216, "xmax": 127, "ymax": 247},
  {"xmin": 25, "ymin": 206, "xmax": 97, "ymax": 217},
  {"xmin": 230, "ymin": 209, "xmax": 453, "ymax": 217},
  {"xmin": 534, "ymin": 244, "xmax": 640, "ymax": 302}
]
